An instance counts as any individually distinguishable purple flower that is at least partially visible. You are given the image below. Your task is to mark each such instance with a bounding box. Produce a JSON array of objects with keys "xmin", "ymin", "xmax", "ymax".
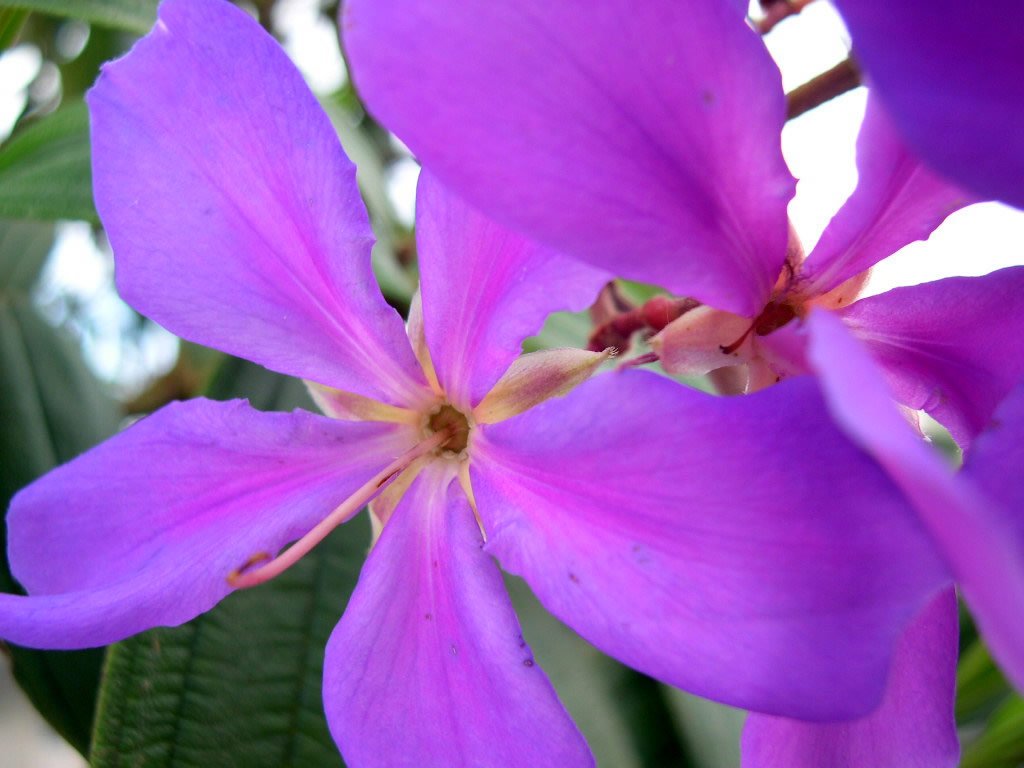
[
  {"xmin": 830, "ymin": 0, "xmax": 1024, "ymax": 210},
  {"xmin": 0, "ymin": 1, "xmax": 958, "ymax": 765},
  {"xmin": 340, "ymin": 0, "xmax": 1024, "ymax": 762}
]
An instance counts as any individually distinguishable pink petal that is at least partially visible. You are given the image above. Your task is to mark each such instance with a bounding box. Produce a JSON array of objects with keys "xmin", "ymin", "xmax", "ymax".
[
  {"xmin": 2, "ymin": 398, "xmax": 411, "ymax": 648},
  {"xmin": 839, "ymin": 267, "xmax": 1024, "ymax": 449},
  {"xmin": 742, "ymin": 588, "xmax": 959, "ymax": 768},
  {"xmin": 833, "ymin": 0, "xmax": 1024, "ymax": 209},
  {"xmin": 470, "ymin": 371, "xmax": 947, "ymax": 719},
  {"xmin": 88, "ymin": 0, "xmax": 425, "ymax": 404},
  {"xmin": 344, "ymin": 0, "xmax": 794, "ymax": 316},
  {"xmin": 323, "ymin": 462, "xmax": 592, "ymax": 768},
  {"xmin": 801, "ymin": 95, "xmax": 977, "ymax": 296},
  {"xmin": 805, "ymin": 309, "xmax": 1024, "ymax": 691},
  {"xmin": 416, "ymin": 174, "xmax": 608, "ymax": 409}
]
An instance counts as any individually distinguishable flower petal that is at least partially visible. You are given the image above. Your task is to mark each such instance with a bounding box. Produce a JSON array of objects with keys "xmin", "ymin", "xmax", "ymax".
[
  {"xmin": 833, "ymin": 0, "xmax": 1024, "ymax": 209},
  {"xmin": 838, "ymin": 267, "xmax": 1024, "ymax": 449},
  {"xmin": 345, "ymin": 1, "xmax": 795, "ymax": 316},
  {"xmin": 416, "ymin": 173, "xmax": 608, "ymax": 408},
  {"xmin": 470, "ymin": 371, "xmax": 947, "ymax": 719},
  {"xmin": 741, "ymin": 588, "xmax": 959, "ymax": 768},
  {"xmin": 88, "ymin": 0, "xmax": 425, "ymax": 404},
  {"xmin": 800, "ymin": 94, "xmax": 977, "ymax": 296},
  {"xmin": 2, "ymin": 398, "xmax": 411, "ymax": 648},
  {"xmin": 323, "ymin": 462, "xmax": 592, "ymax": 768},
  {"xmin": 805, "ymin": 309, "xmax": 1024, "ymax": 690}
]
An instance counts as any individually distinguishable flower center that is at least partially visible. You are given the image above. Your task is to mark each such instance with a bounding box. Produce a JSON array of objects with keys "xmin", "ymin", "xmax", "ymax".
[
  {"xmin": 753, "ymin": 300, "xmax": 798, "ymax": 336},
  {"xmin": 426, "ymin": 404, "xmax": 471, "ymax": 454}
]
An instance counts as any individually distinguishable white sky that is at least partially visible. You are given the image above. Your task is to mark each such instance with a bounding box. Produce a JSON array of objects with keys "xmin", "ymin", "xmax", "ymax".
[{"xmin": 0, "ymin": 0, "xmax": 1021, "ymax": 388}]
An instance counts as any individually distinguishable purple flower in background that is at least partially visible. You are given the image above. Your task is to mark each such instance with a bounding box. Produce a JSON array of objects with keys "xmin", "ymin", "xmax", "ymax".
[
  {"xmin": 0, "ymin": 1, "xmax": 957, "ymax": 766},
  {"xmin": 831, "ymin": 0, "xmax": 1024, "ymax": 210},
  {"xmin": 342, "ymin": 0, "xmax": 1024, "ymax": 762}
]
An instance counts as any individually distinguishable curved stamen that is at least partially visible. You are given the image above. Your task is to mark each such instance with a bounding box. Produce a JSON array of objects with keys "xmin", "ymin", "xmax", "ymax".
[{"xmin": 228, "ymin": 428, "xmax": 452, "ymax": 589}]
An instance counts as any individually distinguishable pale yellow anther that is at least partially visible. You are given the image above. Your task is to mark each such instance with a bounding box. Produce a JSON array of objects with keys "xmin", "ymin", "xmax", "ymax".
[
  {"xmin": 473, "ymin": 347, "xmax": 612, "ymax": 425},
  {"xmin": 305, "ymin": 381, "xmax": 420, "ymax": 424},
  {"xmin": 407, "ymin": 289, "xmax": 443, "ymax": 395}
]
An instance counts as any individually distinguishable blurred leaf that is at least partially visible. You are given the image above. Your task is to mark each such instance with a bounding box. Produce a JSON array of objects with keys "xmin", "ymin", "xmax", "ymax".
[
  {"xmin": 0, "ymin": 101, "xmax": 95, "ymax": 222},
  {"xmin": 204, "ymin": 354, "xmax": 315, "ymax": 412},
  {"xmin": 616, "ymin": 279, "xmax": 665, "ymax": 306},
  {"xmin": 523, "ymin": 310, "xmax": 592, "ymax": 353},
  {"xmin": 0, "ymin": 0, "xmax": 155, "ymax": 32},
  {"xmin": 0, "ymin": 7, "xmax": 28, "ymax": 48},
  {"xmin": 92, "ymin": 361, "xmax": 351, "ymax": 768},
  {"xmin": 961, "ymin": 695, "xmax": 1024, "ymax": 768},
  {"xmin": 663, "ymin": 687, "xmax": 745, "ymax": 768},
  {"xmin": 506, "ymin": 576, "xmax": 693, "ymax": 767},
  {"xmin": 957, "ymin": 638, "xmax": 1012, "ymax": 724},
  {"xmin": 60, "ymin": 25, "xmax": 126, "ymax": 103},
  {"xmin": 0, "ymin": 218, "xmax": 54, "ymax": 292},
  {"xmin": 322, "ymin": 97, "xmax": 416, "ymax": 309},
  {"xmin": 0, "ymin": 297, "xmax": 120, "ymax": 754}
]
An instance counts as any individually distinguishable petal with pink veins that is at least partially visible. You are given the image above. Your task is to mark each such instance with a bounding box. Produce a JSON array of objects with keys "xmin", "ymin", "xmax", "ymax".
[
  {"xmin": 344, "ymin": 0, "xmax": 794, "ymax": 316},
  {"xmin": 323, "ymin": 462, "xmax": 592, "ymax": 768},
  {"xmin": 88, "ymin": 0, "xmax": 426, "ymax": 404},
  {"xmin": 1, "ymin": 398, "xmax": 413, "ymax": 648},
  {"xmin": 470, "ymin": 370, "xmax": 947, "ymax": 720}
]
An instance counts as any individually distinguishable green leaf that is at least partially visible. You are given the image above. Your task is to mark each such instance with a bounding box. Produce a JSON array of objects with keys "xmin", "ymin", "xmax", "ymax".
[
  {"xmin": 957, "ymin": 639, "xmax": 1012, "ymax": 724},
  {"xmin": 0, "ymin": 218, "xmax": 54, "ymax": 293},
  {"xmin": 663, "ymin": 687, "xmax": 745, "ymax": 767},
  {"xmin": 0, "ymin": 7, "xmax": 28, "ymax": 49},
  {"xmin": 204, "ymin": 355, "xmax": 315, "ymax": 413},
  {"xmin": 523, "ymin": 309, "xmax": 593, "ymax": 353},
  {"xmin": 961, "ymin": 696, "xmax": 1024, "ymax": 768},
  {"xmin": 0, "ymin": 297, "xmax": 120, "ymax": 754},
  {"xmin": 0, "ymin": 0, "xmax": 155, "ymax": 32},
  {"xmin": 506, "ymin": 575, "xmax": 693, "ymax": 767},
  {"xmin": 321, "ymin": 97, "xmax": 417, "ymax": 310},
  {"xmin": 0, "ymin": 101, "xmax": 95, "ymax": 222}
]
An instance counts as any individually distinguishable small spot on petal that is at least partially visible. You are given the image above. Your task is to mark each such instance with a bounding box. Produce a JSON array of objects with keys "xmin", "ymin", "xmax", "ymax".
[
  {"xmin": 568, "ymin": 572, "xmax": 580, "ymax": 584},
  {"xmin": 424, "ymin": 612, "xmax": 432, "ymax": 621},
  {"xmin": 450, "ymin": 643, "xmax": 458, "ymax": 656},
  {"xmin": 523, "ymin": 659, "xmax": 535, "ymax": 668}
]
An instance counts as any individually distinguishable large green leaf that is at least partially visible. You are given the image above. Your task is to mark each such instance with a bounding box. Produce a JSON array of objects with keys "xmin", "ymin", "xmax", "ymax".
[
  {"xmin": 0, "ymin": 0, "xmax": 155, "ymax": 32},
  {"xmin": 961, "ymin": 696, "xmax": 1024, "ymax": 768},
  {"xmin": 0, "ymin": 297, "xmax": 120, "ymax": 754},
  {"xmin": 0, "ymin": 7, "xmax": 28, "ymax": 49},
  {"xmin": 0, "ymin": 218, "xmax": 54, "ymax": 292},
  {"xmin": 0, "ymin": 101, "xmax": 95, "ymax": 222},
  {"xmin": 506, "ymin": 576, "xmax": 693, "ymax": 767},
  {"xmin": 321, "ymin": 96, "xmax": 417, "ymax": 310},
  {"xmin": 957, "ymin": 639, "xmax": 1012, "ymax": 725}
]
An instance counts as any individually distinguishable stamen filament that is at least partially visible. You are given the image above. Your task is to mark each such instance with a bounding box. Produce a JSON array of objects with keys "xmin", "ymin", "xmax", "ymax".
[{"xmin": 228, "ymin": 429, "xmax": 452, "ymax": 589}]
